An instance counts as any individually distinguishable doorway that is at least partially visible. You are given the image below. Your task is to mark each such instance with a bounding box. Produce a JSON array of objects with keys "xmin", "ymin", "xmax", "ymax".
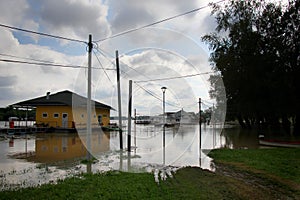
[{"xmin": 62, "ymin": 113, "xmax": 68, "ymax": 128}]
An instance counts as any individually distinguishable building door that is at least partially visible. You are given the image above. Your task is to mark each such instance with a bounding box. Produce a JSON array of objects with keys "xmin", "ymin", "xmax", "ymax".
[
  {"xmin": 62, "ymin": 113, "xmax": 68, "ymax": 128},
  {"xmin": 98, "ymin": 115, "xmax": 102, "ymax": 126}
]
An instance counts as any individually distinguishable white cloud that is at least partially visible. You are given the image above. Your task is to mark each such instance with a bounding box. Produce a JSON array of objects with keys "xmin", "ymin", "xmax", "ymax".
[
  {"xmin": 0, "ymin": 0, "xmax": 222, "ymax": 111},
  {"xmin": 39, "ymin": 0, "xmax": 111, "ymax": 41}
]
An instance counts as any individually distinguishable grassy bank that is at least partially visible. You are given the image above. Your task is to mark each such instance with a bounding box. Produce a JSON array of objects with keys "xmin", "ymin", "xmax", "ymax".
[
  {"xmin": 1, "ymin": 148, "xmax": 299, "ymax": 199},
  {"xmin": 209, "ymin": 148, "xmax": 300, "ymax": 184},
  {"xmin": 0, "ymin": 167, "xmax": 283, "ymax": 200},
  {"xmin": 209, "ymin": 148, "xmax": 300, "ymax": 199}
]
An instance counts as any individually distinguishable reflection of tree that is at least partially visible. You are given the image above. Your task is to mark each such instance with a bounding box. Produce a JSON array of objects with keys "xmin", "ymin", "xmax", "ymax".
[
  {"xmin": 0, "ymin": 106, "xmax": 35, "ymax": 121},
  {"xmin": 208, "ymin": 74, "xmax": 226, "ymax": 124},
  {"xmin": 202, "ymin": 0, "xmax": 300, "ymax": 133}
]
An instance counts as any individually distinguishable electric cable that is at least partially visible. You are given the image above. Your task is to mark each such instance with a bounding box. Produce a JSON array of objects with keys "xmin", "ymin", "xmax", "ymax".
[
  {"xmin": 0, "ymin": 23, "xmax": 86, "ymax": 44},
  {"xmin": 134, "ymin": 72, "xmax": 214, "ymax": 83},
  {"xmin": 94, "ymin": 0, "xmax": 225, "ymax": 42}
]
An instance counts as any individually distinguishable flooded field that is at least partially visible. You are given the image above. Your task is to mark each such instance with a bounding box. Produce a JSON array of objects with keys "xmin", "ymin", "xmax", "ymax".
[{"xmin": 0, "ymin": 122, "xmax": 262, "ymax": 190}]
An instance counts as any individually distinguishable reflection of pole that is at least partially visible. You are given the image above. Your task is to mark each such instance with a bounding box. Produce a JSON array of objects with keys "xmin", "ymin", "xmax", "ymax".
[
  {"xmin": 127, "ymin": 80, "xmax": 132, "ymax": 152},
  {"xmin": 163, "ymin": 126, "xmax": 166, "ymax": 165},
  {"xmin": 116, "ymin": 50, "xmax": 123, "ymax": 150},
  {"xmin": 119, "ymin": 151, "xmax": 123, "ymax": 171},
  {"xmin": 212, "ymin": 103, "xmax": 215, "ymax": 148},
  {"xmin": 199, "ymin": 143, "xmax": 202, "ymax": 167},
  {"xmin": 87, "ymin": 34, "xmax": 93, "ymax": 161},
  {"xmin": 87, "ymin": 162, "xmax": 92, "ymax": 173},
  {"xmin": 199, "ymin": 98, "xmax": 201, "ymax": 149},
  {"xmin": 127, "ymin": 151, "xmax": 131, "ymax": 171},
  {"xmin": 25, "ymin": 134, "xmax": 28, "ymax": 157},
  {"xmin": 134, "ymin": 109, "xmax": 136, "ymax": 152}
]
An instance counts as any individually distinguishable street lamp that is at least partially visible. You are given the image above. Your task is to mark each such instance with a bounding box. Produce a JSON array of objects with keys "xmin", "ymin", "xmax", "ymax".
[
  {"xmin": 161, "ymin": 86, "xmax": 167, "ymax": 164},
  {"xmin": 161, "ymin": 87, "xmax": 167, "ymax": 124}
]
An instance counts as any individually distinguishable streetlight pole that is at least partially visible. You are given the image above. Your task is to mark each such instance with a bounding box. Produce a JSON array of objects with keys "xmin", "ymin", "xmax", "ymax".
[
  {"xmin": 161, "ymin": 87, "xmax": 167, "ymax": 125},
  {"xmin": 161, "ymin": 87, "xmax": 167, "ymax": 149},
  {"xmin": 161, "ymin": 86, "xmax": 167, "ymax": 165}
]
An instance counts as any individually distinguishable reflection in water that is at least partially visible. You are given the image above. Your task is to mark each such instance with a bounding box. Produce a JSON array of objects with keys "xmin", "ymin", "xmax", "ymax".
[
  {"xmin": 3, "ymin": 124, "xmax": 298, "ymax": 190},
  {"xmin": 222, "ymin": 127, "xmax": 260, "ymax": 149},
  {"xmin": 23, "ymin": 132, "xmax": 110, "ymax": 164},
  {"xmin": 94, "ymin": 124, "xmax": 225, "ymax": 172},
  {"xmin": 0, "ymin": 124, "xmax": 231, "ymax": 190},
  {"xmin": 86, "ymin": 162, "xmax": 92, "ymax": 173}
]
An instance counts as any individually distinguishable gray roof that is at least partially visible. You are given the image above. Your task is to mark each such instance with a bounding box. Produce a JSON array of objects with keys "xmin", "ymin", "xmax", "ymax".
[{"xmin": 12, "ymin": 90, "xmax": 112, "ymax": 110}]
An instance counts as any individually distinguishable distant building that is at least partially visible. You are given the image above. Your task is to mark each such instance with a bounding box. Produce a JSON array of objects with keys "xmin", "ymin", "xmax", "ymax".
[
  {"xmin": 175, "ymin": 109, "xmax": 198, "ymax": 124},
  {"xmin": 12, "ymin": 90, "xmax": 112, "ymax": 129},
  {"xmin": 150, "ymin": 109, "xmax": 198, "ymax": 125}
]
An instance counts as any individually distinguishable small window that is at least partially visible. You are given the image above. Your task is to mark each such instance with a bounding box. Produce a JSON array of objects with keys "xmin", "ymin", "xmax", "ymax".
[
  {"xmin": 42, "ymin": 112, "xmax": 48, "ymax": 118},
  {"xmin": 53, "ymin": 113, "xmax": 59, "ymax": 118},
  {"xmin": 53, "ymin": 146, "xmax": 59, "ymax": 153}
]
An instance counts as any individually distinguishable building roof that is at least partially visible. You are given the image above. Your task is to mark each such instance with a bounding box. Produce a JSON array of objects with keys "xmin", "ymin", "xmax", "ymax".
[{"xmin": 12, "ymin": 90, "xmax": 112, "ymax": 110}]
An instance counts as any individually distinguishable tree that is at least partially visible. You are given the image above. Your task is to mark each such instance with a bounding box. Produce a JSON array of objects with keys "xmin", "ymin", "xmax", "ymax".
[{"xmin": 202, "ymin": 0, "xmax": 299, "ymax": 134}]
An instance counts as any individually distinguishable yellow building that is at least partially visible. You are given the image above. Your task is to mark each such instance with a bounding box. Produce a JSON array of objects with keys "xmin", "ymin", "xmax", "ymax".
[{"xmin": 13, "ymin": 90, "xmax": 112, "ymax": 130}]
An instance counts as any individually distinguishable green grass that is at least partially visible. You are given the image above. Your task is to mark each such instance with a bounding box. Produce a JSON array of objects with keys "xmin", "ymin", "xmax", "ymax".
[
  {"xmin": 1, "ymin": 148, "xmax": 299, "ymax": 199},
  {"xmin": 0, "ymin": 167, "xmax": 277, "ymax": 200},
  {"xmin": 208, "ymin": 148, "xmax": 300, "ymax": 184}
]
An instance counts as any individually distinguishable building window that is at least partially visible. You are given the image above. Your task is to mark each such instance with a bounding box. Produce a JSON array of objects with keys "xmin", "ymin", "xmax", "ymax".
[
  {"xmin": 42, "ymin": 112, "xmax": 48, "ymax": 118},
  {"xmin": 53, "ymin": 113, "xmax": 59, "ymax": 118}
]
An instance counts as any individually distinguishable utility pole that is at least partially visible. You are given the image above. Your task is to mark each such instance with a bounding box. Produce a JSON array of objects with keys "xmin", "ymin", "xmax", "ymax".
[
  {"xmin": 199, "ymin": 98, "xmax": 201, "ymax": 150},
  {"xmin": 116, "ymin": 50, "xmax": 123, "ymax": 149},
  {"xmin": 127, "ymin": 80, "xmax": 132, "ymax": 152},
  {"xmin": 87, "ymin": 34, "xmax": 93, "ymax": 161},
  {"xmin": 134, "ymin": 108, "xmax": 136, "ymax": 151}
]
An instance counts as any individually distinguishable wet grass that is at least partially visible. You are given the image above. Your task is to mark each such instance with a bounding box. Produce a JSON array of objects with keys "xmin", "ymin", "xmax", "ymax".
[
  {"xmin": 209, "ymin": 148, "xmax": 300, "ymax": 184},
  {"xmin": 209, "ymin": 148, "xmax": 300, "ymax": 199},
  {"xmin": 0, "ymin": 167, "xmax": 278, "ymax": 200},
  {"xmin": 1, "ymin": 148, "xmax": 299, "ymax": 199}
]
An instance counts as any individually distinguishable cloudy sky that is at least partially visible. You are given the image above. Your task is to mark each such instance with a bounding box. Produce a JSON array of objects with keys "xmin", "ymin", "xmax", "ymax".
[{"xmin": 0, "ymin": 0, "xmax": 224, "ymax": 116}]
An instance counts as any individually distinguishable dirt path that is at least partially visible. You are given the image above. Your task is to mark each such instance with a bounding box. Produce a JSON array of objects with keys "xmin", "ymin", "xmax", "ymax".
[{"xmin": 213, "ymin": 161, "xmax": 300, "ymax": 200}]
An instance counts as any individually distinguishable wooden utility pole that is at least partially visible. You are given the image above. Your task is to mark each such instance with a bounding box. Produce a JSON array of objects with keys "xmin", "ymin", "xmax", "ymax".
[
  {"xmin": 127, "ymin": 80, "xmax": 132, "ymax": 152},
  {"xmin": 87, "ymin": 34, "xmax": 93, "ymax": 161},
  {"xmin": 199, "ymin": 98, "xmax": 201, "ymax": 150},
  {"xmin": 134, "ymin": 109, "xmax": 136, "ymax": 150},
  {"xmin": 116, "ymin": 50, "xmax": 123, "ymax": 149}
]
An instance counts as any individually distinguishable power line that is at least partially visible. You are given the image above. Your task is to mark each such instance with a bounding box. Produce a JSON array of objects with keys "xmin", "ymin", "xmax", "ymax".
[
  {"xmin": 0, "ymin": 23, "xmax": 86, "ymax": 44},
  {"xmin": 0, "ymin": 57, "xmax": 115, "ymax": 70},
  {"xmin": 0, "ymin": 58, "xmax": 85, "ymax": 69},
  {"xmin": 94, "ymin": 0, "xmax": 225, "ymax": 42},
  {"xmin": 134, "ymin": 82, "xmax": 182, "ymax": 108},
  {"xmin": 93, "ymin": 47, "xmax": 116, "ymax": 69},
  {"xmin": 94, "ymin": 47, "xmax": 155, "ymax": 81},
  {"xmin": 93, "ymin": 50, "xmax": 115, "ymax": 85},
  {"xmin": 134, "ymin": 72, "xmax": 214, "ymax": 83},
  {"xmin": 0, "ymin": 53, "xmax": 62, "ymax": 64}
]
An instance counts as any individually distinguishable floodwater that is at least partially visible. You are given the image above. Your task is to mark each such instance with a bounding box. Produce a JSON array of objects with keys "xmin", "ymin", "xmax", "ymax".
[{"xmin": 0, "ymin": 122, "xmax": 262, "ymax": 190}]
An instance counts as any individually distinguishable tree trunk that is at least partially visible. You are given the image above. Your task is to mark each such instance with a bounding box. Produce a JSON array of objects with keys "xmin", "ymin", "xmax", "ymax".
[
  {"xmin": 294, "ymin": 113, "xmax": 300, "ymax": 135},
  {"xmin": 237, "ymin": 114, "xmax": 246, "ymax": 129},
  {"xmin": 282, "ymin": 115, "xmax": 291, "ymax": 135}
]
